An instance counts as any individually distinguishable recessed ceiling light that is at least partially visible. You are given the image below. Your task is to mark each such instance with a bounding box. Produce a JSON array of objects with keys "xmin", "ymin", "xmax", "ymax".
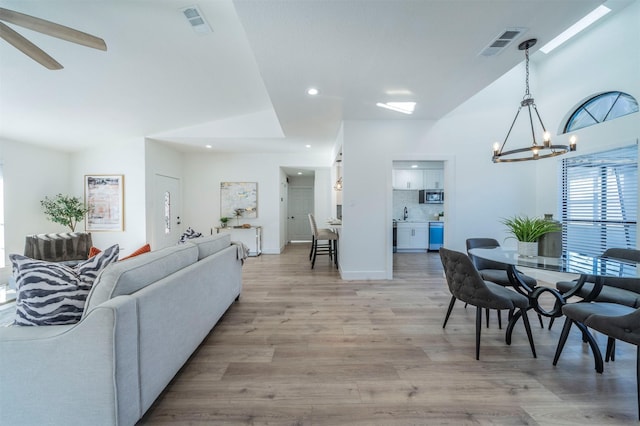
[
  {"xmin": 305, "ymin": 144, "xmax": 311, "ymax": 148},
  {"xmin": 307, "ymin": 88, "xmax": 319, "ymax": 95},
  {"xmin": 540, "ymin": 5, "xmax": 611, "ymax": 54},
  {"xmin": 376, "ymin": 102, "xmax": 416, "ymax": 115},
  {"xmin": 411, "ymin": 164, "xmax": 418, "ymax": 168},
  {"xmin": 205, "ymin": 144, "xmax": 212, "ymax": 149},
  {"xmin": 297, "ymin": 172, "xmax": 303, "ymax": 175}
]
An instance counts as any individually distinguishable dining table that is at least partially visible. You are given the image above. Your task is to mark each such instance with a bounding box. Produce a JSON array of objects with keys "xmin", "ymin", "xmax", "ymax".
[
  {"xmin": 469, "ymin": 247, "xmax": 639, "ymax": 311},
  {"xmin": 469, "ymin": 246, "xmax": 640, "ymax": 370}
]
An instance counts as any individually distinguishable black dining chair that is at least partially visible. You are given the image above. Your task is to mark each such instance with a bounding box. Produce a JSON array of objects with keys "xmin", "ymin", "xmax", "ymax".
[
  {"xmin": 464, "ymin": 238, "xmax": 541, "ymax": 329},
  {"xmin": 551, "ymin": 248, "xmax": 640, "ymax": 332},
  {"xmin": 553, "ymin": 301, "xmax": 640, "ymax": 420},
  {"xmin": 439, "ymin": 247, "xmax": 536, "ymax": 360}
]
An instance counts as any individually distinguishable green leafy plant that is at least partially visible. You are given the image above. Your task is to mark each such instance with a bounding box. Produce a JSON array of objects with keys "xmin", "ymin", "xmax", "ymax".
[
  {"xmin": 40, "ymin": 194, "xmax": 89, "ymax": 232},
  {"xmin": 501, "ymin": 215, "xmax": 561, "ymax": 242},
  {"xmin": 220, "ymin": 217, "xmax": 230, "ymax": 227}
]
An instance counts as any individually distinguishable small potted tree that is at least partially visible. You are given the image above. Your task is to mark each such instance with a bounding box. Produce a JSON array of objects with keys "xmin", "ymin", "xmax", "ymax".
[
  {"xmin": 501, "ymin": 215, "xmax": 561, "ymax": 257},
  {"xmin": 219, "ymin": 217, "xmax": 230, "ymax": 228},
  {"xmin": 41, "ymin": 194, "xmax": 90, "ymax": 232}
]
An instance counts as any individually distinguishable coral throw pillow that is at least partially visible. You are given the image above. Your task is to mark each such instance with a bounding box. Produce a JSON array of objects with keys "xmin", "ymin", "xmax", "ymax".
[
  {"xmin": 89, "ymin": 244, "xmax": 150, "ymax": 261},
  {"xmin": 120, "ymin": 244, "xmax": 151, "ymax": 261}
]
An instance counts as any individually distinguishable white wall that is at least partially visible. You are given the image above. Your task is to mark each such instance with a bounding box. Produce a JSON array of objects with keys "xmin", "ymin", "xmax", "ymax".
[
  {"xmin": 0, "ymin": 138, "xmax": 71, "ymax": 271},
  {"xmin": 338, "ymin": 2, "xmax": 640, "ymax": 280},
  {"xmin": 182, "ymin": 151, "xmax": 330, "ymax": 254},
  {"xmin": 533, "ymin": 0, "xmax": 640, "ymax": 217},
  {"xmin": 71, "ymin": 138, "xmax": 147, "ymax": 257}
]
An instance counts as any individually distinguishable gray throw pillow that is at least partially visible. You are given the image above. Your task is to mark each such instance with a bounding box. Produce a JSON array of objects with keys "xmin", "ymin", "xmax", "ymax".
[{"xmin": 10, "ymin": 244, "xmax": 119, "ymax": 326}]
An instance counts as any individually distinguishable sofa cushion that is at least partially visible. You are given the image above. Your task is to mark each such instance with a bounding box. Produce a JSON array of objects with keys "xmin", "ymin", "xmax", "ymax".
[
  {"xmin": 10, "ymin": 244, "xmax": 119, "ymax": 326},
  {"xmin": 189, "ymin": 234, "xmax": 231, "ymax": 260},
  {"xmin": 83, "ymin": 243, "xmax": 198, "ymax": 316}
]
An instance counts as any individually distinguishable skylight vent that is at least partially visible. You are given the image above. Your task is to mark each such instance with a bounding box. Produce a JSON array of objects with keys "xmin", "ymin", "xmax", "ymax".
[
  {"xmin": 181, "ymin": 5, "xmax": 212, "ymax": 34},
  {"xmin": 480, "ymin": 28, "xmax": 527, "ymax": 57}
]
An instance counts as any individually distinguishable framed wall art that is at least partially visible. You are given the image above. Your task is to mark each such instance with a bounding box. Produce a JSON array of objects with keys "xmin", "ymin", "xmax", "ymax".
[
  {"xmin": 220, "ymin": 182, "xmax": 258, "ymax": 220},
  {"xmin": 85, "ymin": 174, "xmax": 124, "ymax": 232}
]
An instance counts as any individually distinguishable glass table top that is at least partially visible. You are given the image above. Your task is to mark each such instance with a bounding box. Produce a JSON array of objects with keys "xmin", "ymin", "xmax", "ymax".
[{"xmin": 468, "ymin": 247, "xmax": 640, "ymax": 278}]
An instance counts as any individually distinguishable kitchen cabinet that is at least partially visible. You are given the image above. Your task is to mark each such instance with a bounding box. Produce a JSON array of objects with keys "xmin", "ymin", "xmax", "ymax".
[
  {"xmin": 393, "ymin": 169, "xmax": 425, "ymax": 190},
  {"xmin": 396, "ymin": 222, "xmax": 428, "ymax": 251},
  {"xmin": 424, "ymin": 169, "xmax": 444, "ymax": 189}
]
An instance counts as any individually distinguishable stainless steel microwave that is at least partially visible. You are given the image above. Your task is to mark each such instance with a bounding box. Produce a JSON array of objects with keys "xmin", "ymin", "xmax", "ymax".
[{"xmin": 419, "ymin": 190, "xmax": 444, "ymax": 204}]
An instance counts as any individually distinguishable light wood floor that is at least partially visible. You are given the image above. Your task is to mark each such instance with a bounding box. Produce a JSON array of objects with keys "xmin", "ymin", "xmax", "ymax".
[{"xmin": 139, "ymin": 244, "xmax": 638, "ymax": 425}]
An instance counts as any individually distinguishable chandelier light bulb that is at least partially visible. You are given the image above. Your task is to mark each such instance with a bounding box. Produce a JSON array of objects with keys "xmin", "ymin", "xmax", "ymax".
[{"xmin": 569, "ymin": 135, "xmax": 578, "ymax": 151}]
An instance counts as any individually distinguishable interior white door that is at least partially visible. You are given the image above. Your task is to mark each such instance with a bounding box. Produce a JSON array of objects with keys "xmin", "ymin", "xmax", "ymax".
[
  {"xmin": 152, "ymin": 174, "xmax": 182, "ymax": 250},
  {"xmin": 288, "ymin": 187, "xmax": 313, "ymax": 241}
]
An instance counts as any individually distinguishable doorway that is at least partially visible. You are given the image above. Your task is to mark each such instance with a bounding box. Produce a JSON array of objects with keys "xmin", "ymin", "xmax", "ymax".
[
  {"xmin": 288, "ymin": 186, "xmax": 313, "ymax": 242},
  {"xmin": 392, "ymin": 160, "xmax": 447, "ymax": 275},
  {"xmin": 151, "ymin": 174, "xmax": 182, "ymax": 250}
]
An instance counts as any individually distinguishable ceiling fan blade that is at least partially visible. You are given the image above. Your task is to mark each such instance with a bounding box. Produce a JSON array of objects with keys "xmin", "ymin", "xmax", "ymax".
[
  {"xmin": 0, "ymin": 22, "xmax": 62, "ymax": 69},
  {"xmin": 0, "ymin": 7, "xmax": 107, "ymax": 51}
]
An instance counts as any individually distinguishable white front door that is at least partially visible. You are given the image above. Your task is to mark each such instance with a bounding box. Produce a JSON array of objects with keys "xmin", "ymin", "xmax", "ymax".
[
  {"xmin": 288, "ymin": 187, "xmax": 313, "ymax": 241},
  {"xmin": 152, "ymin": 174, "xmax": 182, "ymax": 250}
]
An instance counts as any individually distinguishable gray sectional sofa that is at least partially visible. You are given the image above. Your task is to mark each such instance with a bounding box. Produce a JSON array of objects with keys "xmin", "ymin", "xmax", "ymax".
[{"xmin": 0, "ymin": 233, "xmax": 245, "ymax": 426}]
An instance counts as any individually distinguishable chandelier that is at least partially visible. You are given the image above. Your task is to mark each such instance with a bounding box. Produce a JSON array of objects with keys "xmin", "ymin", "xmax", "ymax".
[{"xmin": 492, "ymin": 39, "xmax": 577, "ymax": 163}]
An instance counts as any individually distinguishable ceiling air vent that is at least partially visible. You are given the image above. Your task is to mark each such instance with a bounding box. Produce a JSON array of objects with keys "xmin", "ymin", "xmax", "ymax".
[
  {"xmin": 181, "ymin": 5, "xmax": 212, "ymax": 34},
  {"xmin": 479, "ymin": 28, "xmax": 527, "ymax": 57}
]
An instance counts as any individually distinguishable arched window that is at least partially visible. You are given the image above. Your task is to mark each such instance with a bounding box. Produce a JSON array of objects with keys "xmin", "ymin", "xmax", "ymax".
[{"xmin": 564, "ymin": 91, "xmax": 638, "ymax": 133}]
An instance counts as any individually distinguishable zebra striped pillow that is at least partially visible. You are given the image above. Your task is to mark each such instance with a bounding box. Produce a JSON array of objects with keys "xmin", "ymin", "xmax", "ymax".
[{"xmin": 10, "ymin": 244, "xmax": 119, "ymax": 326}]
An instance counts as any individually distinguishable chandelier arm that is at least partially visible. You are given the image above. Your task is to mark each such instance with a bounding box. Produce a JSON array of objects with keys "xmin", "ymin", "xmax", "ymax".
[
  {"xmin": 526, "ymin": 104, "xmax": 538, "ymax": 146},
  {"xmin": 499, "ymin": 106, "xmax": 522, "ymax": 154},
  {"xmin": 532, "ymin": 104, "xmax": 548, "ymax": 135}
]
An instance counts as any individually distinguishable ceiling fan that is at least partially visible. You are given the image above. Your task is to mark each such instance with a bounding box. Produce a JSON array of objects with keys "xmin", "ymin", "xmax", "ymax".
[{"xmin": 0, "ymin": 7, "xmax": 107, "ymax": 70}]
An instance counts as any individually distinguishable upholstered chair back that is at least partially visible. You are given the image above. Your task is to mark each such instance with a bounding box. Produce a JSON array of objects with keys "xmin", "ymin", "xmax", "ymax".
[
  {"xmin": 24, "ymin": 232, "xmax": 92, "ymax": 263},
  {"xmin": 439, "ymin": 247, "xmax": 525, "ymax": 311}
]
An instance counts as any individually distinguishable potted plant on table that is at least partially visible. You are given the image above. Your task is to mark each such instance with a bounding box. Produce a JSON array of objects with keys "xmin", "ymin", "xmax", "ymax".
[
  {"xmin": 501, "ymin": 215, "xmax": 561, "ymax": 257},
  {"xmin": 41, "ymin": 194, "xmax": 89, "ymax": 232},
  {"xmin": 219, "ymin": 217, "xmax": 230, "ymax": 228}
]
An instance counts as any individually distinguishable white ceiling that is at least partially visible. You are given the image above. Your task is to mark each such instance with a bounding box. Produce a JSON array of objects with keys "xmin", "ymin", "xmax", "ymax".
[{"xmin": 0, "ymin": 0, "xmax": 623, "ymax": 158}]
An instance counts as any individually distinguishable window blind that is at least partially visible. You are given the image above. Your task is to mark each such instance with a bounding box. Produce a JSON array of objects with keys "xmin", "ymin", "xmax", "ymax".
[{"xmin": 561, "ymin": 145, "xmax": 638, "ymax": 259}]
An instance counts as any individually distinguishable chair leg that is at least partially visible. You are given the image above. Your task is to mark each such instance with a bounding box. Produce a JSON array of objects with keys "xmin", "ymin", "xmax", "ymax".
[
  {"xmin": 520, "ymin": 308, "xmax": 537, "ymax": 358},
  {"xmin": 311, "ymin": 240, "xmax": 317, "ymax": 269},
  {"xmin": 497, "ymin": 310, "xmax": 502, "ymax": 329},
  {"xmin": 537, "ymin": 313, "xmax": 544, "ymax": 329},
  {"xmin": 309, "ymin": 236, "xmax": 315, "ymax": 260},
  {"xmin": 443, "ymin": 296, "xmax": 456, "ymax": 328},
  {"xmin": 553, "ymin": 316, "xmax": 574, "ymax": 366},
  {"xmin": 606, "ymin": 337, "xmax": 616, "ymax": 362},
  {"xmin": 485, "ymin": 308, "xmax": 490, "ymax": 328},
  {"xmin": 548, "ymin": 316, "xmax": 555, "ymax": 331},
  {"xmin": 475, "ymin": 306, "xmax": 482, "ymax": 360}
]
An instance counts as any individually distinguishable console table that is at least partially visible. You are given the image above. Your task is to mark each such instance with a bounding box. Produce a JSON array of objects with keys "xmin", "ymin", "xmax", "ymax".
[{"xmin": 215, "ymin": 226, "xmax": 262, "ymax": 256}]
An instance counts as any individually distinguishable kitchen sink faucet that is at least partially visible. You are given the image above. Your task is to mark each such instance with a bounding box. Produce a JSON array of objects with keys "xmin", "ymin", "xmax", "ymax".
[{"xmin": 403, "ymin": 206, "xmax": 408, "ymax": 220}]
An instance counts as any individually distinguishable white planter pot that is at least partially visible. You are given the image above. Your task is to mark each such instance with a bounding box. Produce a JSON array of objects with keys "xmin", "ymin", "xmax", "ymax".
[{"xmin": 517, "ymin": 241, "xmax": 538, "ymax": 257}]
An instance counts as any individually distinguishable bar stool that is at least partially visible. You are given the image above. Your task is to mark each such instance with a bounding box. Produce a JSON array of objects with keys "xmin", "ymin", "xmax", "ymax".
[{"xmin": 308, "ymin": 214, "xmax": 338, "ymax": 268}]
